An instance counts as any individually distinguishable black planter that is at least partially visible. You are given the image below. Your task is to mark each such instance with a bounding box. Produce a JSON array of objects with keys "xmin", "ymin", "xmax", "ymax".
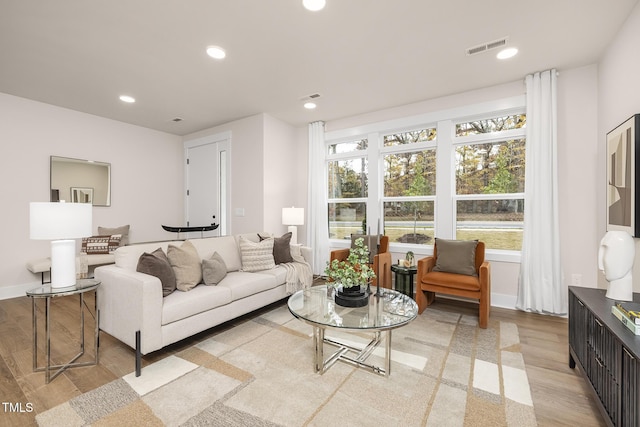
[{"xmin": 335, "ymin": 284, "xmax": 369, "ymax": 307}]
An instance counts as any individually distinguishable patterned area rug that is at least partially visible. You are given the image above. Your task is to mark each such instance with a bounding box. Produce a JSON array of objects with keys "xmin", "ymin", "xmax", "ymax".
[{"xmin": 36, "ymin": 303, "xmax": 537, "ymax": 426}]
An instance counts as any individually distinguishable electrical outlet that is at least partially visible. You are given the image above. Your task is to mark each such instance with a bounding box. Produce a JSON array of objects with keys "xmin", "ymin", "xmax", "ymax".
[{"xmin": 571, "ymin": 274, "xmax": 582, "ymax": 285}]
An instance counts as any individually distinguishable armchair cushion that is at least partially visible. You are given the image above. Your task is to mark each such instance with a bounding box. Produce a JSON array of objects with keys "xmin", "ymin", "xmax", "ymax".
[{"xmin": 432, "ymin": 238, "xmax": 478, "ymax": 276}]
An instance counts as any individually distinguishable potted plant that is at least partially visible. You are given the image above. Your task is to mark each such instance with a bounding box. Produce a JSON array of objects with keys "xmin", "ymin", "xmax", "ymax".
[{"xmin": 324, "ymin": 237, "xmax": 376, "ymax": 307}]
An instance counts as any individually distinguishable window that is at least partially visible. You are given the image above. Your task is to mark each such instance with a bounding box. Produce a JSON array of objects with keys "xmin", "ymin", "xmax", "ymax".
[
  {"xmin": 324, "ymin": 97, "xmax": 526, "ymax": 256},
  {"xmin": 382, "ymin": 128, "xmax": 436, "ymax": 244},
  {"xmin": 454, "ymin": 114, "xmax": 526, "ymax": 250},
  {"xmin": 327, "ymin": 139, "xmax": 368, "ymax": 239}
]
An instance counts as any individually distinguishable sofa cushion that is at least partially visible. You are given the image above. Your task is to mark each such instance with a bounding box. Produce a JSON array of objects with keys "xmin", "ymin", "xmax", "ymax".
[
  {"xmin": 161, "ymin": 283, "xmax": 233, "ymax": 325},
  {"xmin": 217, "ymin": 271, "xmax": 279, "ymax": 300},
  {"xmin": 433, "ymin": 238, "xmax": 478, "ymax": 277},
  {"xmin": 239, "ymin": 236, "xmax": 275, "ymax": 272},
  {"xmin": 98, "ymin": 225, "xmax": 130, "ymax": 246},
  {"xmin": 259, "ymin": 232, "xmax": 294, "ymax": 264},
  {"xmin": 202, "ymin": 252, "xmax": 227, "ymax": 285},
  {"xmin": 136, "ymin": 248, "xmax": 176, "ymax": 297},
  {"xmin": 82, "ymin": 235, "xmax": 121, "ymax": 254},
  {"xmin": 167, "ymin": 240, "xmax": 202, "ymax": 291},
  {"xmin": 255, "ymin": 265, "xmax": 287, "ymax": 284},
  {"xmin": 115, "ymin": 241, "xmax": 175, "ymax": 271},
  {"xmin": 188, "ymin": 236, "xmax": 242, "ymax": 272}
]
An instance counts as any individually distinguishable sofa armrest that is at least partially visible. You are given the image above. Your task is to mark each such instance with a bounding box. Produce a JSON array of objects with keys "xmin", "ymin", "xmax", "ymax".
[
  {"xmin": 300, "ymin": 245, "xmax": 313, "ymax": 267},
  {"xmin": 94, "ymin": 265, "xmax": 163, "ymax": 354}
]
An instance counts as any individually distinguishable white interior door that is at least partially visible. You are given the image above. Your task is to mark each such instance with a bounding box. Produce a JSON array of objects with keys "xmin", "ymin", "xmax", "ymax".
[{"xmin": 185, "ymin": 134, "xmax": 230, "ymax": 236}]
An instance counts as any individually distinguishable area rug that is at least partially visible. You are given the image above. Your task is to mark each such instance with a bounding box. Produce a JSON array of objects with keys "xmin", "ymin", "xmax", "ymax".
[{"xmin": 36, "ymin": 303, "xmax": 537, "ymax": 426}]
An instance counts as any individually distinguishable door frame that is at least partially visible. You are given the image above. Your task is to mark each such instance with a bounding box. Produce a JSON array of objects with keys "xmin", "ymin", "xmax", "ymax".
[{"xmin": 183, "ymin": 131, "xmax": 232, "ymax": 236}]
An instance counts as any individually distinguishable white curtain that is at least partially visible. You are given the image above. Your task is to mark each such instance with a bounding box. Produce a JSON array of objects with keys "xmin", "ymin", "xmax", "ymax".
[
  {"xmin": 307, "ymin": 121, "xmax": 330, "ymax": 275},
  {"xmin": 517, "ymin": 69, "xmax": 566, "ymax": 315}
]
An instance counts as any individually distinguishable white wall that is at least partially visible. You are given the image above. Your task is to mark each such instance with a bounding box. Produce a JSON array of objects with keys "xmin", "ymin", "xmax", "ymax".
[
  {"xmin": 557, "ymin": 65, "xmax": 600, "ymax": 288},
  {"xmin": 598, "ymin": 2, "xmax": 640, "ymax": 291},
  {"xmin": 183, "ymin": 113, "xmax": 305, "ymax": 240},
  {"xmin": 0, "ymin": 93, "xmax": 183, "ymax": 298},
  {"xmin": 263, "ymin": 114, "xmax": 308, "ymax": 242}
]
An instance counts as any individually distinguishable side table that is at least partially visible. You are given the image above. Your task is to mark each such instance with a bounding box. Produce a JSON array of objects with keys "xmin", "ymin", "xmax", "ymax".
[
  {"xmin": 391, "ymin": 264, "xmax": 417, "ymax": 298},
  {"xmin": 26, "ymin": 279, "xmax": 100, "ymax": 383}
]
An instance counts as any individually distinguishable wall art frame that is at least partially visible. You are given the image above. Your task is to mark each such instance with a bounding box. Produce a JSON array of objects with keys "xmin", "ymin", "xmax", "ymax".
[{"xmin": 606, "ymin": 114, "xmax": 640, "ymax": 237}]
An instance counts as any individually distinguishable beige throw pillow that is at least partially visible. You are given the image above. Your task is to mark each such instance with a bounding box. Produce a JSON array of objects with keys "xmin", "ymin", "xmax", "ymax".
[
  {"xmin": 239, "ymin": 236, "xmax": 275, "ymax": 272},
  {"xmin": 202, "ymin": 252, "xmax": 227, "ymax": 285},
  {"xmin": 167, "ymin": 240, "xmax": 202, "ymax": 291},
  {"xmin": 432, "ymin": 238, "xmax": 478, "ymax": 277}
]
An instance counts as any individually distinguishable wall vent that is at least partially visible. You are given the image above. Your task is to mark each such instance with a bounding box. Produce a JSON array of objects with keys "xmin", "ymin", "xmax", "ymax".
[
  {"xmin": 300, "ymin": 93, "xmax": 321, "ymax": 101},
  {"xmin": 466, "ymin": 37, "xmax": 508, "ymax": 56}
]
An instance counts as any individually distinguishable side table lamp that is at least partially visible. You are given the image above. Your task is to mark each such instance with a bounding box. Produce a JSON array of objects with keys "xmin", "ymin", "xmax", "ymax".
[
  {"xmin": 282, "ymin": 207, "xmax": 304, "ymax": 245},
  {"xmin": 30, "ymin": 202, "xmax": 92, "ymax": 288}
]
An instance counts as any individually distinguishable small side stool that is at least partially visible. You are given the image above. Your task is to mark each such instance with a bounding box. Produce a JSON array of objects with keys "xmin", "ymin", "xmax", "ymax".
[{"xmin": 391, "ymin": 264, "xmax": 417, "ymax": 298}]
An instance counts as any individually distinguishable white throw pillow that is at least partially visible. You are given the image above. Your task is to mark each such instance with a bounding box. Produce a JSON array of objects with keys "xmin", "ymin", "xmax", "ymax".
[{"xmin": 239, "ymin": 236, "xmax": 275, "ymax": 272}]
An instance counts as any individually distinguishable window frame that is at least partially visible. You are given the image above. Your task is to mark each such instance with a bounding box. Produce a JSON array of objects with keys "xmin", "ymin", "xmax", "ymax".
[{"xmin": 324, "ymin": 95, "xmax": 526, "ymax": 263}]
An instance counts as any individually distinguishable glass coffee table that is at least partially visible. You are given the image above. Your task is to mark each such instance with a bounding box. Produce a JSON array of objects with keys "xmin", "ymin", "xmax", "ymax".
[{"xmin": 288, "ymin": 285, "xmax": 417, "ymax": 377}]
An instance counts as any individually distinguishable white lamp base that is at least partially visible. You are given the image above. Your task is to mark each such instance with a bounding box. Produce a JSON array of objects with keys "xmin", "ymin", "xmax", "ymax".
[
  {"xmin": 288, "ymin": 225, "xmax": 298, "ymax": 245},
  {"xmin": 50, "ymin": 239, "xmax": 77, "ymax": 288}
]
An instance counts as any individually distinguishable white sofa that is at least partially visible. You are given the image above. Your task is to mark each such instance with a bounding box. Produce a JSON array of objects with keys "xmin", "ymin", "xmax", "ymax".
[{"xmin": 94, "ymin": 232, "xmax": 312, "ymax": 376}]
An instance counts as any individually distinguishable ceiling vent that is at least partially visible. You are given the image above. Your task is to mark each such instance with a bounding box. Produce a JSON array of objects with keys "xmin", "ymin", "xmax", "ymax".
[
  {"xmin": 466, "ymin": 37, "xmax": 508, "ymax": 56},
  {"xmin": 300, "ymin": 93, "xmax": 321, "ymax": 101}
]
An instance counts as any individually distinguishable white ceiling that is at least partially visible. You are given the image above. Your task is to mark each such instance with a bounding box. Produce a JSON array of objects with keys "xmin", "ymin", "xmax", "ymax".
[{"xmin": 1, "ymin": 0, "xmax": 637, "ymax": 136}]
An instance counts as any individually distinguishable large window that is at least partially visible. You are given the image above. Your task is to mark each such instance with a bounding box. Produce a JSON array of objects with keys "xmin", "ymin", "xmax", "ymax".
[
  {"xmin": 325, "ymin": 98, "xmax": 526, "ymax": 255},
  {"xmin": 327, "ymin": 139, "xmax": 368, "ymax": 239},
  {"xmin": 454, "ymin": 114, "xmax": 526, "ymax": 250},
  {"xmin": 382, "ymin": 128, "xmax": 436, "ymax": 244}
]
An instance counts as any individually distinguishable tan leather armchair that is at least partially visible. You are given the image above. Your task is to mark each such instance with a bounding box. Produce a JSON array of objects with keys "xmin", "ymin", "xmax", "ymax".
[
  {"xmin": 330, "ymin": 235, "xmax": 392, "ymax": 289},
  {"xmin": 416, "ymin": 240, "xmax": 491, "ymax": 328}
]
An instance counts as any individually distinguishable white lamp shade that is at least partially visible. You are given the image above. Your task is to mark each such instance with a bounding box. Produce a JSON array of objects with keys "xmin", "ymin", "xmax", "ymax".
[
  {"xmin": 30, "ymin": 202, "xmax": 92, "ymax": 240},
  {"xmin": 282, "ymin": 207, "xmax": 304, "ymax": 226}
]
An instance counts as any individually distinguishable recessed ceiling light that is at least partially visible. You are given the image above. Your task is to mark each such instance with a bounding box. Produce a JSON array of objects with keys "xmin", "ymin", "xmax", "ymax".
[
  {"xmin": 303, "ymin": 0, "xmax": 326, "ymax": 11},
  {"xmin": 119, "ymin": 95, "xmax": 135, "ymax": 103},
  {"xmin": 304, "ymin": 101, "xmax": 317, "ymax": 109},
  {"xmin": 497, "ymin": 47, "xmax": 518, "ymax": 60},
  {"xmin": 206, "ymin": 46, "xmax": 226, "ymax": 59}
]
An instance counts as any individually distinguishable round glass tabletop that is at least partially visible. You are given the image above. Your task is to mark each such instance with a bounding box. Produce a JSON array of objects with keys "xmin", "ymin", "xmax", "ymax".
[
  {"xmin": 288, "ymin": 285, "xmax": 417, "ymax": 331},
  {"xmin": 26, "ymin": 279, "xmax": 100, "ymax": 298}
]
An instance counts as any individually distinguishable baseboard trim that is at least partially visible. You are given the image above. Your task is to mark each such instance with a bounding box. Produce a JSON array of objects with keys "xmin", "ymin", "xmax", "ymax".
[{"xmin": 0, "ymin": 281, "xmax": 42, "ymax": 300}]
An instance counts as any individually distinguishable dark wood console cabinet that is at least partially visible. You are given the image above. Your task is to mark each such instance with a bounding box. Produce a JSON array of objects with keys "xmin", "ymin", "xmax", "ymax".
[{"xmin": 569, "ymin": 286, "xmax": 640, "ymax": 426}]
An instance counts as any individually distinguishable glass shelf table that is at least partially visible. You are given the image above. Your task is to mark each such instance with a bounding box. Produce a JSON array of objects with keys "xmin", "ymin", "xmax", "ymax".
[
  {"xmin": 288, "ymin": 285, "xmax": 417, "ymax": 377},
  {"xmin": 26, "ymin": 279, "xmax": 100, "ymax": 383}
]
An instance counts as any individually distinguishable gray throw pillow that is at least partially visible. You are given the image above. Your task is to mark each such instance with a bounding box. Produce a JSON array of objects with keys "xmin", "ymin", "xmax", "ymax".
[
  {"xmin": 202, "ymin": 252, "xmax": 228, "ymax": 285},
  {"xmin": 136, "ymin": 248, "xmax": 177, "ymax": 297},
  {"xmin": 167, "ymin": 240, "xmax": 203, "ymax": 291},
  {"xmin": 259, "ymin": 232, "xmax": 294, "ymax": 264},
  {"xmin": 432, "ymin": 238, "xmax": 478, "ymax": 276}
]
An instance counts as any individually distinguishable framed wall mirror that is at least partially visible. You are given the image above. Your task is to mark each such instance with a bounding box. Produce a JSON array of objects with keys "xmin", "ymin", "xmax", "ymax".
[{"xmin": 50, "ymin": 156, "xmax": 111, "ymax": 206}]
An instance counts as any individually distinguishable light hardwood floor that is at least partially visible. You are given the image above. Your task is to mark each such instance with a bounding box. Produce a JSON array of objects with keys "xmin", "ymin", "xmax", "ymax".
[{"xmin": 0, "ymin": 289, "xmax": 605, "ymax": 427}]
